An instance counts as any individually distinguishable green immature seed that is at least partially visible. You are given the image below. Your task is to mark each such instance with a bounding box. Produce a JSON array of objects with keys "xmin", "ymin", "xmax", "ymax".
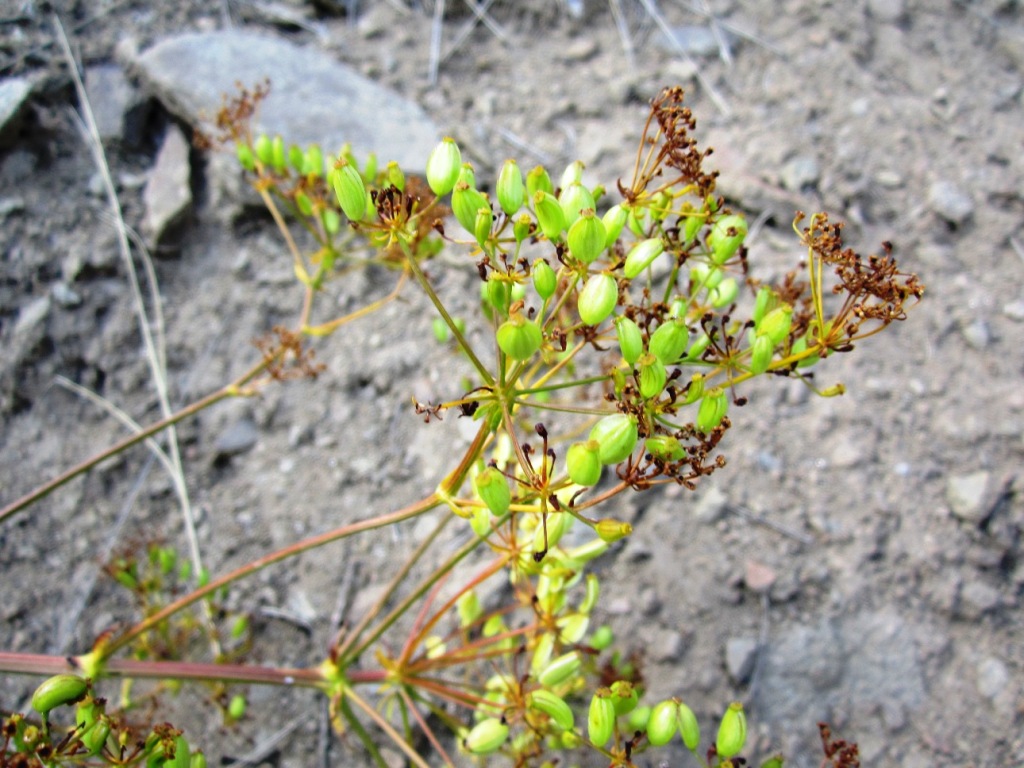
[
  {"xmin": 474, "ymin": 467, "xmax": 511, "ymax": 515},
  {"xmin": 595, "ymin": 519, "xmax": 632, "ymax": 543},
  {"xmin": 567, "ymin": 208, "xmax": 607, "ymax": 265},
  {"xmin": 497, "ymin": 159, "xmax": 525, "ymax": 215},
  {"xmin": 190, "ymin": 752, "xmax": 208, "ymax": 768},
  {"xmin": 590, "ymin": 625, "xmax": 614, "ymax": 651},
  {"xmin": 558, "ymin": 182, "xmax": 596, "ymax": 228},
  {"xmin": 614, "ymin": 316, "xmax": 644, "ymax": 365},
  {"xmin": 270, "ymin": 135, "xmax": 286, "ymax": 171},
  {"xmin": 331, "ymin": 162, "xmax": 366, "ymax": 222},
  {"xmin": 682, "ymin": 204, "xmax": 704, "ymax": 245},
  {"xmin": 577, "ymin": 273, "xmax": 618, "ymax": 326},
  {"xmin": 386, "ymin": 160, "xmax": 405, "ymax": 191},
  {"xmin": 760, "ymin": 754, "xmax": 785, "ymax": 768},
  {"xmin": 716, "ymin": 701, "xmax": 747, "ymax": 759},
  {"xmin": 757, "ymin": 304, "xmax": 793, "ymax": 345},
  {"xmin": 708, "ymin": 213, "xmax": 748, "ymax": 264},
  {"xmin": 538, "ymin": 651, "xmax": 581, "ymax": 688},
  {"xmin": 528, "ymin": 690, "xmax": 575, "ymax": 732},
  {"xmin": 452, "ymin": 182, "xmax": 490, "ymax": 234},
  {"xmin": 560, "ymin": 159, "xmax": 585, "ymax": 189},
  {"xmin": 532, "ymin": 259, "xmax": 557, "ymax": 300},
  {"xmin": 253, "ymin": 134, "xmax": 273, "ymax": 167},
  {"xmin": 31, "ymin": 674, "xmax": 88, "ymax": 716},
  {"xmin": 752, "ymin": 285, "xmax": 776, "ymax": 325},
  {"xmin": 303, "ymin": 144, "xmax": 323, "ymax": 178},
  {"xmin": 589, "ymin": 413, "xmax": 638, "ymax": 465},
  {"xmin": 603, "ymin": 204, "xmax": 629, "ymax": 247},
  {"xmin": 646, "ymin": 700, "xmax": 679, "ymax": 746},
  {"xmin": 473, "ymin": 206, "xmax": 494, "ymax": 248},
  {"xmin": 696, "ymin": 388, "xmax": 728, "ymax": 433},
  {"xmin": 526, "ymin": 165, "xmax": 554, "ymax": 197},
  {"xmin": 236, "ymin": 142, "xmax": 255, "ymax": 171},
  {"xmin": 228, "ymin": 695, "xmax": 246, "ymax": 720},
  {"xmin": 609, "ymin": 680, "xmax": 638, "ymax": 715},
  {"xmin": 709, "ymin": 277, "xmax": 739, "ymax": 308},
  {"xmin": 534, "ymin": 191, "xmax": 566, "ymax": 240},
  {"xmin": 623, "ymin": 237, "xmax": 665, "ymax": 279},
  {"xmin": 749, "ymin": 333, "xmax": 774, "ymax": 374},
  {"xmin": 588, "ymin": 691, "xmax": 616, "ymax": 747},
  {"xmin": 566, "ymin": 440, "xmax": 602, "ymax": 487},
  {"xmin": 637, "ymin": 353, "xmax": 667, "ymax": 399},
  {"xmin": 645, "ymin": 435, "xmax": 685, "ymax": 462},
  {"xmin": 288, "ymin": 143, "xmax": 305, "ymax": 173},
  {"xmin": 80, "ymin": 716, "xmax": 111, "ymax": 757},
  {"xmin": 426, "ymin": 137, "xmax": 462, "ymax": 196},
  {"xmin": 496, "ymin": 314, "xmax": 543, "ymax": 361},
  {"xmin": 464, "ymin": 717, "xmax": 509, "ymax": 755},
  {"xmin": 648, "ymin": 318, "xmax": 690, "ymax": 364},
  {"xmin": 676, "ymin": 701, "xmax": 700, "ymax": 751},
  {"xmin": 457, "ymin": 590, "xmax": 482, "ymax": 628}
]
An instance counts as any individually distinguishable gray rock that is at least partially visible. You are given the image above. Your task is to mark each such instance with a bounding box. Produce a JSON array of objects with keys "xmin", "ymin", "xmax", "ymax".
[
  {"xmin": 725, "ymin": 636, "xmax": 758, "ymax": 683},
  {"xmin": 960, "ymin": 318, "xmax": 992, "ymax": 349},
  {"xmin": 976, "ymin": 656, "xmax": 1009, "ymax": 699},
  {"xmin": 1002, "ymin": 299, "xmax": 1024, "ymax": 321},
  {"xmin": 84, "ymin": 64, "xmax": 150, "ymax": 146},
  {"xmin": 959, "ymin": 579, "xmax": 1001, "ymax": 618},
  {"xmin": 866, "ymin": 0, "xmax": 906, "ymax": 23},
  {"xmin": 132, "ymin": 30, "xmax": 439, "ymax": 173},
  {"xmin": 779, "ymin": 155, "xmax": 820, "ymax": 193},
  {"xmin": 143, "ymin": 124, "xmax": 192, "ymax": 250},
  {"xmin": 50, "ymin": 283, "xmax": 82, "ymax": 308},
  {"xmin": 658, "ymin": 25, "xmax": 735, "ymax": 58},
  {"xmin": 14, "ymin": 295, "xmax": 50, "ymax": 338},
  {"xmin": 927, "ymin": 180, "xmax": 974, "ymax": 225},
  {"xmin": 946, "ymin": 470, "xmax": 992, "ymax": 524},
  {"xmin": 214, "ymin": 418, "xmax": 260, "ymax": 459},
  {"xmin": 0, "ymin": 77, "xmax": 32, "ymax": 146},
  {"xmin": 694, "ymin": 485, "xmax": 729, "ymax": 524}
]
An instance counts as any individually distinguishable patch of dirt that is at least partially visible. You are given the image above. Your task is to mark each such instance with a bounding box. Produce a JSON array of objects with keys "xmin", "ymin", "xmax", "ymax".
[{"xmin": 2, "ymin": 1, "xmax": 1022, "ymax": 767}]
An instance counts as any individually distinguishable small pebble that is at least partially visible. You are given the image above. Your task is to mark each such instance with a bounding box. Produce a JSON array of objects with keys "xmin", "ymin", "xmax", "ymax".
[
  {"xmin": 946, "ymin": 470, "xmax": 991, "ymax": 524},
  {"xmin": 694, "ymin": 486, "xmax": 729, "ymax": 524},
  {"xmin": 927, "ymin": 180, "xmax": 974, "ymax": 225},
  {"xmin": 976, "ymin": 657, "xmax": 1009, "ymax": 699},
  {"xmin": 779, "ymin": 155, "xmax": 820, "ymax": 192},
  {"xmin": 1003, "ymin": 299, "xmax": 1024, "ymax": 321},
  {"xmin": 745, "ymin": 560, "xmax": 777, "ymax": 592},
  {"xmin": 725, "ymin": 637, "xmax": 759, "ymax": 684},
  {"xmin": 214, "ymin": 418, "xmax": 260, "ymax": 459},
  {"xmin": 960, "ymin": 318, "xmax": 991, "ymax": 349}
]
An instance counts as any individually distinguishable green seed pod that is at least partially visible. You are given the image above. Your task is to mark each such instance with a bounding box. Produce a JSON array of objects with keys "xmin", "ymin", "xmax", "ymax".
[
  {"xmin": 385, "ymin": 160, "xmax": 405, "ymax": 191},
  {"xmin": 270, "ymin": 135, "xmax": 286, "ymax": 172},
  {"xmin": 690, "ymin": 262, "xmax": 724, "ymax": 290},
  {"xmin": 532, "ymin": 259, "xmax": 557, "ymax": 300},
  {"xmin": 172, "ymin": 735, "xmax": 191, "ymax": 768},
  {"xmin": 749, "ymin": 333, "xmax": 774, "ymax": 374},
  {"xmin": 577, "ymin": 273, "xmax": 618, "ymax": 326},
  {"xmin": 474, "ymin": 206, "xmax": 494, "ymax": 248},
  {"xmin": 676, "ymin": 701, "xmax": 700, "ymax": 751},
  {"xmin": 579, "ymin": 573, "xmax": 600, "ymax": 614},
  {"xmin": 595, "ymin": 519, "xmax": 632, "ymax": 543},
  {"xmin": 528, "ymin": 689, "xmax": 575, "ymax": 731},
  {"xmin": 558, "ymin": 182, "xmax": 596, "ymax": 228},
  {"xmin": 684, "ymin": 332, "xmax": 712, "ymax": 362},
  {"xmin": 362, "ymin": 152, "xmax": 378, "ymax": 181},
  {"xmin": 589, "ymin": 625, "xmax": 614, "ymax": 651},
  {"xmin": 588, "ymin": 691, "xmax": 616, "ymax": 747},
  {"xmin": 534, "ymin": 191, "xmax": 566, "ymax": 240},
  {"xmin": 457, "ymin": 590, "xmax": 483, "ymax": 628},
  {"xmin": 514, "ymin": 213, "xmax": 534, "ymax": 244},
  {"xmin": 497, "ymin": 314, "xmax": 543, "ymax": 361},
  {"xmin": 536, "ymin": 511, "xmax": 572, "ymax": 552},
  {"xmin": 757, "ymin": 304, "xmax": 793, "ymax": 345},
  {"xmin": 716, "ymin": 701, "xmax": 747, "ymax": 759},
  {"xmin": 497, "ymin": 159, "xmax": 525, "ymax": 215},
  {"xmin": 627, "ymin": 207, "xmax": 646, "ymax": 238},
  {"xmin": 190, "ymin": 751, "xmax": 208, "ymax": 768},
  {"xmin": 646, "ymin": 700, "xmax": 679, "ymax": 746},
  {"xmin": 228, "ymin": 694, "xmax": 247, "ymax": 720},
  {"xmin": 526, "ymin": 165, "xmax": 554, "ymax": 198},
  {"xmin": 752, "ymin": 286, "xmax": 776, "ymax": 326},
  {"xmin": 560, "ymin": 159, "xmax": 585, "ymax": 189},
  {"xmin": 288, "ymin": 144, "xmax": 305, "ymax": 173},
  {"xmin": 294, "ymin": 190, "xmax": 314, "ymax": 217},
  {"xmin": 614, "ymin": 316, "xmax": 644, "ymax": 365},
  {"xmin": 602, "ymin": 204, "xmax": 629, "ymax": 247},
  {"xmin": 637, "ymin": 353, "xmax": 667, "ymax": 399},
  {"xmin": 760, "ymin": 754, "xmax": 784, "ymax": 768},
  {"xmin": 649, "ymin": 318, "xmax": 690, "ymax": 364},
  {"xmin": 81, "ymin": 715, "xmax": 111, "ymax": 756},
  {"xmin": 31, "ymin": 674, "xmax": 88, "ymax": 715},
  {"xmin": 588, "ymin": 413, "xmax": 638, "ymax": 464},
  {"xmin": 709, "ymin": 277, "xmax": 739, "ymax": 308},
  {"xmin": 452, "ymin": 182, "xmax": 490, "ymax": 234},
  {"xmin": 236, "ymin": 142, "xmax": 256, "ymax": 172},
  {"xmin": 682, "ymin": 205, "xmax": 704, "ymax": 246},
  {"xmin": 322, "ymin": 208, "xmax": 341, "ymax": 235},
  {"xmin": 485, "ymin": 278, "xmax": 512, "ymax": 317},
  {"xmin": 538, "ymin": 651, "xmax": 581, "ymax": 688},
  {"xmin": 696, "ymin": 388, "xmax": 728, "ymax": 433},
  {"xmin": 475, "ymin": 467, "xmax": 511, "ymax": 515},
  {"xmin": 303, "ymin": 144, "xmax": 323, "ymax": 178},
  {"xmin": 650, "ymin": 190, "xmax": 672, "ymax": 221},
  {"xmin": 645, "ymin": 435, "xmax": 685, "ymax": 462},
  {"xmin": 331, "ymin": 161, "xmax": 366, "ymax": 222},
  {"xmin": 566, "ymin": 440, "xmax": 602, "ymax": 487},
  {"xmin": 531, "ymin": 632, "xmax": 555, "ymax": 676},
  {"xmin": 708, "ymin": 214, "xmax": 748, "ymax": 264},
  {"xmin": 567, "ymin": 208, "xmax": 607, "ymax": 265},
  {"xmin": 464, "ymin": 717, "xmax": 509, "ymax": 755},
  {"xmin": 609, "ymin": 680, "xmax": 638, "ymax": 716},
  {"xmin": 426, "ymin": 137, "xmax": 462, "ymax": 196},
  {"xmin": 563, "ymin": 537, "xmax": 609, "ymax": 564},
  {"xmin": 623, "ymin": 237, "xmax": 665, "ymax": 279},
  {"xmin": 253, "ymin": 134, "xmax": 273, "ymax": 167}
]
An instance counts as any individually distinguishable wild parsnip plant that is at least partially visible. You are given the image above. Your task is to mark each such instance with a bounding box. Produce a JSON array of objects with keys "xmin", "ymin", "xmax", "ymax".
[{"xmin": 0, "ymin": 85, "xmax": 919, "ymax": 768}]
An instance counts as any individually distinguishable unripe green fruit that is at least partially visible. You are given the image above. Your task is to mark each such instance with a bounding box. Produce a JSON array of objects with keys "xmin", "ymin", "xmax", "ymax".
[
  {"xmin": 716, "ymin": 701, "xmax": 747, "ymax": 759},
  {"xmin": 681, "ymin": 372, "xmax": 705, "ymax": 405},
  {"xmin": 690, "ymin": 262, "xmax": 724, "ymax": 290},
  {"xmin": 752, "ymin": 285, "xmax": 775, "ymax": 325},
  {"xmin": 645, "ymin": 435, "xmax": 685, "ymax": 461},
  {"xmin": 648, "ymin": 318, "xmax": 690, "ymax": 364},
  {"xmin": 709, "ymin": 276, "xmax": 739, "ymax": 308},
  {"xmin": 615, "ymin": 316, "xmax": 644, "ymax": 365},
  {"xmin": 567, "ymin": 208, "xmax": 607, "ymax": 265},
  {"xmin": 623, "ymin": 238, "xmax": 665, "ymax": 279},
  {"xmin": 31, "ymin": 674, "xmax": 88, "ymax": 715},
  {"xmin": 684, "ymin": 332, "xmax": 712, "ymax": 362},
  {"xmin": 566, "ymin": 440, "xmax": 602, "ymax": 487},
  {"xmin": 228, "ymin": 694, "xmax": 246, "ymax": 720},
  {"xmin": 475, "ymin": 467, "xmax": 511, "ymax": 515},
  {"xmin": 331, "ymin": 162, "xmax": 366, "ymax": 222},
  {"xmin": 757, "ymin": 304, "xmax": 793, "ymax": 345},
  {"xmin": 270, "ymin": 135, "xmax": 286, "ymax": 171},
  {"xmin": 676, "ymin": 701, "xmax": 700, "ymax": 751},
  {"xmin": 386, "ymin": 160, "xmax": 405, "ymax": 191},
  {"xmin": 683, "ymin": 206, "xmax": 704, "ymax": 245},
  {"xmin": 760, "ymin": 754, "xmax": 784, "ymax": 768},
  {"xmin": 590, "ymin": 625, "xmax": 614, "ymax": 651},
  {"xmin": 708, "ymin": 214, "xmax": 748, "ymax": 263},
  {"xmin": 646, "ymin": 700, "xmax": 678, "ymax": 746},
  {"xmin": 532, "ymin": 259, "xmax": 557, "ymax": 300},
  {"xmin": 514, "ymin": 213, "xmax": 534, "ymax": 244},
  {"xmin": 303, "ymin": 144, "xmax": 323, "ymax": 177},
  {"xmin": 578, "ymin": 273, "xmax": 618, "ymax": 326},
  {"xmin": 696, "ymin": 388, "xmax": 728, "ymax": 433},
  {"xmin": 497, "ymin": 314, "xmax": 543, "ymax": 361},
  {"xmin": 526, "ymin": 165, "xmax": 554, "ymax": 197},
  {"xmin": 595, "ymin": 519, "xmax": 632, "ymax": 542},
  {"xmin": 558, "ymin": 182, "xmax": 596, "ymax": 228},
  {"xmin": 580, "ymin": 573, "xmax": 600, "ymax": 613},
  {"xmin": 457, "ymin": 591, "xmax": 482, "ymax": 628},
  {"xmin": 534, "ymin": 191, "xmax": 566, "ymax": 240},
  {"xmin": 538, "ymin": 651, "xmax": 581, "ymax": 688},
  {"xmin": 560, "ymin": 159, "xmax": 585, "ymax": 189},
  {"xmin": 464, "ymin": 717, "xmax": 509, "ymax": 755},
  {"xmin": 288, "ymin": 144, "xmax": 305, "ymax": 173},
  {"xmin": 485, "ymin": 278, "xmax": 512, "ymax": 317},
  {"xmin": 236, "ymin": 142, "xmax": 255, "ymax": 171},
  {"xmin": 602, "ymin": 204, "xmax": 629, "ymax": 247},
  {"xmin": 589, "ymin": 413, "xmax": 638, "ymax": 464},
  {"xmin": 190, "ymin": 752, "xmax": 208, "ymax": 768},
  {"xmin": 588, "ymin": 691, "xmax": 616, "ymax": 747},
  {"xmin": 609, "ymin": 680, "xmax": 638, "ymax": 715},
  {"xmin": 497, "ymin": 159, "xmax": 525, "ymax": 215},
  {"xmin": 172, "ymin": 735, "xmax": 191, "ymax": 768},
  {"xmin": 452, "ymin": 182, "xmax": 490, "ymax": 234},
  {"xmin": 81, "ymin": 716, "xmax": 111, "ymax": 756},
  {"xmin": 528, "ymin": 689, "xmax": 575, "ymax": 731},
  {"xmin": 637, "ymin": 353, "xmax": 667, "ymax": 399},
  {"xmin": 426, "ymin": 137, "xmax": 462, "ymax": 196},
  {"xmin": 253, "ymin": 134, "xmax": 273, "ymax": 166},
  {"xmin": 750, "ymin": 333, "xmax": 774, "ymax": 374},
  {"xmin": 473, "ymin": 206, "xmax": 493, "ymax": 248}
]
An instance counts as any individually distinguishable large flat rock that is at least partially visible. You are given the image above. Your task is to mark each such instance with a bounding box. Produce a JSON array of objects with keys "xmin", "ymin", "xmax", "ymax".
[{"xmin": 133, "ymin": 31, "xmax": 438, "ymax": 172}]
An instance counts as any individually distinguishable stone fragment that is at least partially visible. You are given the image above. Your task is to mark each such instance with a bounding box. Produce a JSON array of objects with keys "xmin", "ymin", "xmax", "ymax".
[
  {"xmin": 976, "ymin": 657, "xmax": 1009, "ymax": 699},
  {"xmin": 959, "ymin": 579, "xmax": 1001, "ymax": 618},
  {"xmin": 132, "ymin": 30, "xmax": 439, "ymax": 173},
  {"xmin": 0, "ymin": 77, "xmax": 32, "ymax": 146},
  {"xmin": 14, "ymin": 295, "xmax": 50, "ymax": 338},
  {"xmin": 657, "ymin": 26, "xmax": 735, "ymax": 58},
  {"xmin": 725, "ymin": 637, "xmax": 758, "ymax": 684},
  {"xmin": 1002, "ymin": 299, "xmax": 1024, "ymax": 322},
  {"xmin": 744, "ymin": 560, "xmax": 777, "ymax": 593},
  {"xmin": 84, "ymin": 64, "xmax": 150, "ymax": 146},
  {"xmin": 866, "ymin": 0, "xmax": 906, "ymax": 23},
  {"xmin": 946, "ymin": 470, "xmax": 992, "ymax": 524},
  {"xmin": 959, "ymin": 318, "xmax": 991, "ymax": 350},
  {"xmin": 779, "ymin": 155, "xmax": 820, "ymax": 192},
  {"xmin": 214, "ymin": 418, "xmax": 260, "ymax": 460},
  {"xmin": 927, "ymin": 180, "xmax": 974, "ymax": 225},
  {"xmin": 143, "ymin": 124, "xmax": 192, "ymax": 251},
  {"xmin": 694, "ymin": 485, "xmax": 729, "ymax": 524}
]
